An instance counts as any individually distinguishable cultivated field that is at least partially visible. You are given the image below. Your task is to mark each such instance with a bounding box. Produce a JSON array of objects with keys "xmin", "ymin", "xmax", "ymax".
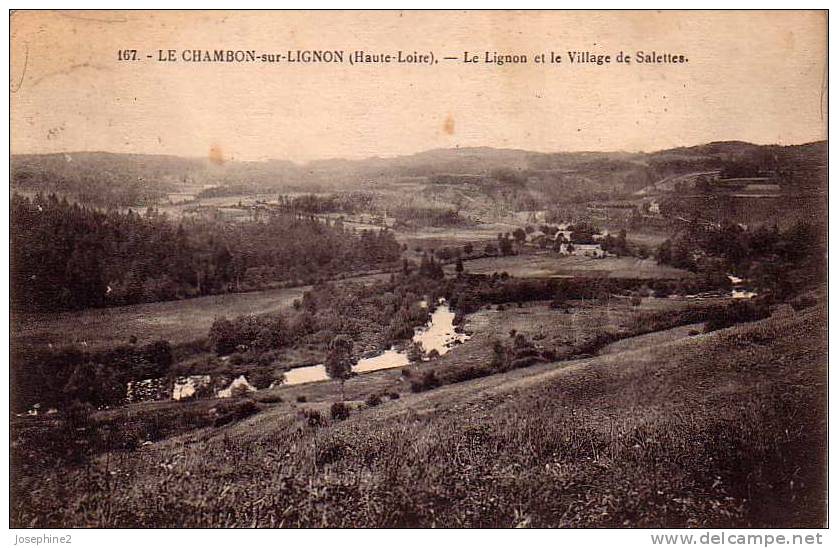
[
  {"xmin": 395, "ymin": 223, "xmax": 520, "ymax": 254},
  {"xmin": 453, "ymin": 253, "xmax": 695, "ymax": 279}
]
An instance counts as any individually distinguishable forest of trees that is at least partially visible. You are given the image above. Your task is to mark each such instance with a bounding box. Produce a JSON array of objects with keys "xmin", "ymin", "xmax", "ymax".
[
  {"xmin": 12, "ymin": 339, "xmax": 173, "ymax": 411},
  {"xmin": 656, "ymin": 221, "xmax": 825, "ymax": 299},
  {"xmin": 275, "ymin": 192, "xmax": 376, "ymax": 214},
  {"xmin": 11, "ymin": 193, "xmax": 403, "ymax": 312}
]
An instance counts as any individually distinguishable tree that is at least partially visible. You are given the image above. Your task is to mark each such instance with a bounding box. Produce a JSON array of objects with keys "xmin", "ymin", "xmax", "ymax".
[
  {"xmin": 455, "ymin": 257, "xmax": 464, "ymax": 275},
  {"xmin": 512, "ymin": 228, "xmax": 527, "ymax": 245},
  {"xmin": 617, "ymin": 229, "xmax": 628, "ymax": 254},
  {"xmin": 656, "ymin": 239, "xmax": 673, "ymax": 265},
  {"xmin": 142, "ymin": 340, "xmax": 173, "ymax": 376},
  {"xmin": 406, "ymin": 341, "xmax": 425, "ymax": 363},
  {"xmin": 491, "ymin": 340, "xmax": 509, "ymax": 370},
  {"xmin": 325, "ymin": 335, "xmax": 355, "ymax": 400},
  {"xmin": 209, "ymin": 317, "xmax": 238, "ymax": 356},
  {"xmin": 499, "ymin": 235, "xmax": 514, "ymax": 256},
  {"xmin": 463, "ymin": 243, "xmax": 474, "ymax": 255}
]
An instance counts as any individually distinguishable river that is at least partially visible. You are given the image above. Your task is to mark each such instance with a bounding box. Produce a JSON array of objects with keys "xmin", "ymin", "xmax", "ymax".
[{"xmin": 283, "ymin": 302, "xmax": 467, "ymax": 386}]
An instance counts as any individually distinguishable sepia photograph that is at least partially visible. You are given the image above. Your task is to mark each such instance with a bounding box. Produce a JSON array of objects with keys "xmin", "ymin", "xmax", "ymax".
[{"xmin": 7, "ymin": 9, "xmax": 829, "ymax": 533}]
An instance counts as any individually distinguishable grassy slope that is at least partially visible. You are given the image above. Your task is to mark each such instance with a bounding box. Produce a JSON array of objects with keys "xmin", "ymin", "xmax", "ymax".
[{"xmin": 12, "ymin": 306, "xmax": 825, "ymax": 528}]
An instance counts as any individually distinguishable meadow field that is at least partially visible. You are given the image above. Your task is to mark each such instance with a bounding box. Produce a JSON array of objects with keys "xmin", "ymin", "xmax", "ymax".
[
  {"xmin": 11, "ymin": 272, "xmax": 390, "ymax": 351},
  {"xmin": 452, "ymin": 253, "xmax": 695, "ymax": 279},
  {"xmin": 11, "ymin": 285, "xmax": 308, "ymax": 351}
]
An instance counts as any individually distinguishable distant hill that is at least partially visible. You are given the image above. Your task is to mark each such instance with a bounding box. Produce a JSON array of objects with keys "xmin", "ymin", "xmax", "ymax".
[
  {"xmin": 10, "ymin": 152, "xmax": 303, "ymax": 206},
  {"xmin": 11, "ymin": 141, "xmax": 826, "ymax": 207}
]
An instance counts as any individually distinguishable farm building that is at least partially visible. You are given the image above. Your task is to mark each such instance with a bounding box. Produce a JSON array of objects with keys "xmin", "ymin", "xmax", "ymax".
[
  {"xmin": 126, "ymin": 377, "xmax": 169, "ymax": 404},
  {"xmin": 173, "ymin": 375, "xmax": 213, "ymax": 401},
  {"xmin": 217, "ymin": 375, "xmax": 258, "ymax": 398},
  {"xmin": 558, "ymin": 243, "xmax": 607, "ymax": 258}
]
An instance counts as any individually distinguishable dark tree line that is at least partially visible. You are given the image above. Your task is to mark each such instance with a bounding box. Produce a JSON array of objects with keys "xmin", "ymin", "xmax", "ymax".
[
  {"xmin": 11, "ymin": 193, "xmax": 402, "ymax": 312},
  {"xmin": 656, "ymin": 221, "xmax": 825, "ymax": 299},
  {"xmin": 275, "ymin": 192, "xmax": 376, "ymax": 214},
  {"xmin": 12, "ymin": 340, "xmax": 172, "ymax": 412}
]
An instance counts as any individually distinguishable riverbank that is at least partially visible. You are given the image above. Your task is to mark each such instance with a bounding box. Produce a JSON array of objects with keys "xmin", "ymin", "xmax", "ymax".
[{"xmin": 284, "ymin": 302, "xmax": 467, "ymax": 386}]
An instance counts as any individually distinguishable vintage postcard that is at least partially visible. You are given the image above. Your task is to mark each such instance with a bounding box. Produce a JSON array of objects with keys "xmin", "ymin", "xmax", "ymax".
[{"xmin": 8, "ymin": 9, "xmax": 828, "ymax": 533}]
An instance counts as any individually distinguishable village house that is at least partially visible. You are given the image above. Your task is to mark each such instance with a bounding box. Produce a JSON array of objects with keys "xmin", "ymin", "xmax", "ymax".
[
  {"xmin": 558, "ymin": 242, "xmax": 607, "ymax": 258},
  {"xmin": 217, "ymin": 375, "xmax": 258, "ymax": 398},
  {"xmin": 648, "ymin": 200, "xmax": 661, "ymax": 214},
  {"xmin": 172, "ymin": 375, "xmax": 213, "ymax": 401},
  {"xmin": 126, "ymin": 377, "xmax": 169, "ymax": 404},
  {"xmin": 557, "ymin": 229, "xmax": 573, "ymax": 241}
]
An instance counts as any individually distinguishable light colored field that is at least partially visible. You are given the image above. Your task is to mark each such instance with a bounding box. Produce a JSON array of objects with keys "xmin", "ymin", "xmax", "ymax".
[
  {"xmin": 624, "ymin": 230, "xmax": 670, "ymax": 249},
  {"xmin": 12, "ymin": 273, "xmax": 390, "ymax": 351},
  {"xmin": 12, "ymin": 286, "xmax": 309, "ymax": 351},
  {"xmin": 452, "ymin": 252, "xmax": 694, "ymax": 279},
  {"xmin": 396, "ymin": 223, "xmax": 519, "ymax": 251}
]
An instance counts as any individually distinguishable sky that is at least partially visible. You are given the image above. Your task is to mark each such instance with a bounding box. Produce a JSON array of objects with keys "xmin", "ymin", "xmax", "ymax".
[{"xmin": 10, "ymin": 10, "xmax": 827, "ymax": 163}]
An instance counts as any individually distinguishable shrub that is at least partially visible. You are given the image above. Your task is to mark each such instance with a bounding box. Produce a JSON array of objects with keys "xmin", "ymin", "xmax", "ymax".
[
  {"xmin": 406, "ymin": 341, "xmax": 425, "ymax": 363},
  {"xmin": 422, "ymin": 370, "xmax": 440, "ymax": 389},
  {"xmin": 510, "ymin": 356, "xmax": 539, "ymax": 369},
  {"xmin": 705, "ymin": 300, "xmax": 771, "ymax": 333},
  {"xmin": 296, "ymin": 395, "xmax": 307, "ymax": 403},
  {"xmin": 790, "ymin": 294, "xmax": 818, "ymax": 312},
  {"xmin": 256, "ymin": 393, "xmax": 283, "ymax": 404},
  {"xmin": 211, "ymin": 399, "xmax": 258, "ymax": 428},
  {"xmin": 365, "ymin": 393, "xmax": 382, "ymax": 407},
  {"xmin": 410, "ymin": 370, "xmax": 441, "ymax": 393},
  {"xmin": 491, "ymin": 340, "xmax": 510, "ymax": 370},
  {"xmin": 388, "ymin": 392, "xmax": 400, "ymax": 400},
  {"xmin": 330, "ymin": 402, "xmax": 350, "ymax": 421},
  {"xmin": 447, "ymin": 365, "xmax": 490, "ymax": 383},
  {"xmin": 209, "ymin": 318, "xmax": 238, "ymax": 356},
  {"xmin": 301, "ymin": 408, "xmax": 324, "ymax": 427}
]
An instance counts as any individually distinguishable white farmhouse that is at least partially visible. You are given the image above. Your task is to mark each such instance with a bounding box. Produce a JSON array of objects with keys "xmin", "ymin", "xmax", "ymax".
[{"xmin": 558, "ymin": 243, "xmax": 607, "ymax": 258}]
